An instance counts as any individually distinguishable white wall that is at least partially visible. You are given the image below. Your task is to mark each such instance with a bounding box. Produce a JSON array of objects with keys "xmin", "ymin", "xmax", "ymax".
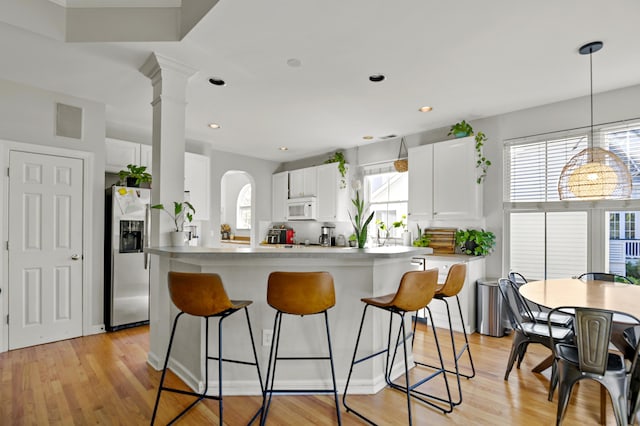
[{"xmin": 0, "ymin": 78, "xmax": 106, "ymax": 338}]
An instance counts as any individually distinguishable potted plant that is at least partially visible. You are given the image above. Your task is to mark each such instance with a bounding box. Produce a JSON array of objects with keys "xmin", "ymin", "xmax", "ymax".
[
  {"xmin": 447, "ymin": 120, "xmax": 491, "ymax": 184},
  {"xmin": 447, "ymin": 120, "xmax": 474, "ymax": 138},
  {"xmin": 412, "ymin": 225, "xmax": 431, "ymax": 247},
  {"xmin": 348, "ymin": 233, "xmax": 357, "ymax": 247},
  {"xmin": 151, "ymin": 201, "xmax": 195, "ymax": 246},
  {"xmin": 349, "ymin": 190, "xmax": 374, "ymax": 249},
  {"xmin": 118, "ymin": 164, "xmax": 152, "ymax": 188},
  {"xmin": 324, "ymin": 151, "xmax": 348, "ymax": 188},
  {"xmin": 455, "ymin": 228, "xmax": 495, "ymax": 256}
]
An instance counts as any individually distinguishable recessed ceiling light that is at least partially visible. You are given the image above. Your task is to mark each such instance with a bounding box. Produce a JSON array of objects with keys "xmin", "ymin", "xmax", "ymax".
[
  {"xmin": 369, "ymin": 74, "xmax": 385, "ymax": 82},
  {"xmin": 279, "ymin": 146, "xmax": 288, "ymax": 151},
  {"xmin": 419, "ymin": 106, "xmax": 433, "ymax": 112},
  {"xmin": 362, "ymin": 135, "xmax": 374, "ymax": 140},
  {"xmin": 208, "ymin": 77, "xmax": 226, "ymax": 86},
  {"xmin": 208, "ymin": 123, "xmax": 221, "ymax": 129}
]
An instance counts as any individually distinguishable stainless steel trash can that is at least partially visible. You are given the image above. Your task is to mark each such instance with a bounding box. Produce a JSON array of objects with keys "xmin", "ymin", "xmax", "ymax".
[{"xmin": 476, "ymin": 278, "xmax": 505, "ymax": 337}]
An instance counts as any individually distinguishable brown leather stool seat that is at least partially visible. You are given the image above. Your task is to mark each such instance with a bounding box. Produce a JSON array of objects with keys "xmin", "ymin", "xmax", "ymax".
[
  {"xmin": 343, "ymin": 268, "xmax": 454, "ymax": 425},
  {"xmin": 151, "ymin": 272, "xmax": 263, "ymax": 425},
  {"xmin": 260, "ymin": 271, "xmax": 341, "ymax": 425},
  {"xmin": 417, "ymin": 263, "xmax": 475, "ymax": 407}
]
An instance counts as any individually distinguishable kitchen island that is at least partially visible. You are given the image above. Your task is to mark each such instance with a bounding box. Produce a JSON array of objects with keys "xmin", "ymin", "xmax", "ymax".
[{"xmin": 146, "ymin": 245, "xmax": 432, "ymax": 396}]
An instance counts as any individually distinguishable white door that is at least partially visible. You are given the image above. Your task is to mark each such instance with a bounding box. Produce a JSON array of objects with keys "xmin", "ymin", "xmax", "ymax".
[{"xmin": 8, "ymin": 151, "xmax": 83, "ymax": 349}]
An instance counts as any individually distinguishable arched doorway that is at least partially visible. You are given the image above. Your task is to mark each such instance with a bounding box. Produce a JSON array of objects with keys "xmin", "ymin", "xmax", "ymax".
[{"xmin": 220, "ymin": 171, "xmax": 255, "ymax": 244}]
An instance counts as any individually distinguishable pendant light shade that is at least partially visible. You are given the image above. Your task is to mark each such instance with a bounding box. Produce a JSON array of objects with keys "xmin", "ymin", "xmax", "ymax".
[{"xmin": 558, "ymin": 41, "xmax": 632, "ymax": 200}]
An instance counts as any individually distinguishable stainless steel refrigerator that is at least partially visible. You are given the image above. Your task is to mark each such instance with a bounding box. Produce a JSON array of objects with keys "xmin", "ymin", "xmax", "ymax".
[{"xmin": 105, "ymin": 186, "xmax": 151, "ymax": 331}]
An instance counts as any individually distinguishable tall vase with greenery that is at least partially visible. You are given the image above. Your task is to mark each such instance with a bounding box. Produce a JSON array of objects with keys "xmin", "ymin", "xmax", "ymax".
[
  {"xmin": 151, "ymin": 201, "xmax": 196, "ymax": 246},
  {"xmin": 349, "ymin": 190, "xmax": 374, "ymax": 249}
]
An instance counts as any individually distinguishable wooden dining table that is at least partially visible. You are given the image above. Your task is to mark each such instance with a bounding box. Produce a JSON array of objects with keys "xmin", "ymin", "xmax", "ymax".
[
  {"xmin": 519, "ymin": 278, "xmax": 640, "ymax": 319},
  {"xmin": 519, "ymin": 278, "xmax": 640, "ymax": 424}
]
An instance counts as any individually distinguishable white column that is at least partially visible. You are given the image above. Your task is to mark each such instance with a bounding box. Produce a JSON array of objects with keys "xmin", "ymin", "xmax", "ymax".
[{"xmin": 140, "ymin": 53, "xmax": 197, "ymax": 369}]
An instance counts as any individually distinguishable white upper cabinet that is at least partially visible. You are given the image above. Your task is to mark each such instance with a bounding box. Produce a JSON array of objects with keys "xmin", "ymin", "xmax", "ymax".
[
  {"xmin": 316, "ymin": 163, "xmax": 350, "ymax": 222},
  {"xmin": 289, "ymin": 167, "xmax": 317, "ymax": 198},
  {"xmin": 408, "ymin": 136, "xmax": 482, "ymax": 220},
  {"xmin": 433, "ymin": 136, "xmax": 482, "ymax": 220},
  {"xmin": 272, "ymin": 171, "xmax": 289, "ymax": 222},
  {"xmin": 184, "ymin": 152, "xmax": 210, "ymax": 221},
  {"xmin": 105, "ymin": 138, "xmax": 140, "ymax": 173},
  {"xmin": 408, "ymin": 143, "xmax": 434, "ymax": 219}
]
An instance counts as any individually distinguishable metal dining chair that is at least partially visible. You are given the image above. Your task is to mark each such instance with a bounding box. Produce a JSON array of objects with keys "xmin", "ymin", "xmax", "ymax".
[
  {"xmin": 497, "ymin": 278, "xmax": 573, "ymax": 382},
  {"xmin": 508, "ymin": 272, "xmax": 573, "ymax": 328},
  {"xmin": 548, "ymin": 306, "xmax": 640, "ymax": 426},
  {"xmin": 577, "ymin": 272, "xmax": 633, "ymax": 284},
  {"xmin": 624, "ymin": 325, "xmax": 640, "ymax": 425}
]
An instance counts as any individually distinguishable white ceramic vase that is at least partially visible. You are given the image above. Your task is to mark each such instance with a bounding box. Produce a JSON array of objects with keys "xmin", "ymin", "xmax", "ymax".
[{"xmin": 170, "ymin": 231, "xmax": 187, "ymax": 246}]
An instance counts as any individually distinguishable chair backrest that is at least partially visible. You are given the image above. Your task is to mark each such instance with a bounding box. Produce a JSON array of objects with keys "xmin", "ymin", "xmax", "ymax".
[
  {"xmin": 168, "ymin": 271, "xmax": 233, "ymax": 317},
  {"xmin": 578, "ymin": 272, "xmax": 633, "ymax": 284},
  {"xmin": 437, "ymin": 263, "xmax": 467, "ymax": 297},
  {"xmin": 497, "ymin": 278, "xmax": 531, "ymax": 332},
  {"xmin": 267, "ymin": 271, "xmax": 335, "ymax": 315},
  {"xmin": 387, "ymin": 268, "xmax": 439, "ymax": 311},
  {"xmin": 508, "ymin": 271, "xmax": 528, "ymax": 286},
  {"xmin": 573, "ymin": 307, "xmax": 613, "ymax": 374}
]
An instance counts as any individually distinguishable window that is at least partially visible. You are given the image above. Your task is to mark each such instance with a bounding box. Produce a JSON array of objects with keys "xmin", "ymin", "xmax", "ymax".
[
  {"xmin": 626, "ymin": 213, "xmax": 636, "ymax": 240},
  {"xmin": 363, "ymin": 167, "xmax": 408, "ymax": 244},
  {"xmin": 236, "ymin": 184, "xmax": 251, "ymax": 229},
  {"xmin": 610, "ymin": 213, "xmax": 620, "ymax": 239},
  {"xmin": 505, "ymin": 122, "xmax": 640, "ymax": 278}
]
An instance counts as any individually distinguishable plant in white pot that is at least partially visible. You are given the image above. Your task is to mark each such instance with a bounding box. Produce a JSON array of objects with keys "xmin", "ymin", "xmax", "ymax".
[{"xmin": 151, "ymin": 201, "xmax": 195, "ymax": 246}]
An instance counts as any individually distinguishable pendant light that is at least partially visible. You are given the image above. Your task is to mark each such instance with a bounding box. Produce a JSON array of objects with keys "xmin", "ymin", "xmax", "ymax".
[{"xmin": 558, "ymin": 41, "xmax": 632, "ymax": 200}]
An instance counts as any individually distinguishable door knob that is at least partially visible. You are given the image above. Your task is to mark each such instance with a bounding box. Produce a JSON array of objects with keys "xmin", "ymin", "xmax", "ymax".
[{"xmin": 71, "ymin": 254, "xmax": 81, "ymax": 260}]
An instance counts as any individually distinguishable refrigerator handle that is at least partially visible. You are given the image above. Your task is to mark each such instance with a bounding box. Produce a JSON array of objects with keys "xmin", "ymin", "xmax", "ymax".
[{"xmin": 144, "ymin": 203, "xmax": 150, "ymax": 269}]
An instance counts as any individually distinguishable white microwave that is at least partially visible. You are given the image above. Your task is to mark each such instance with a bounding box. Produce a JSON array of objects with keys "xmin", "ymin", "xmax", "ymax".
[{"xmin": 287, "ymin": 197, "xmax": 317, "ymax": 221}]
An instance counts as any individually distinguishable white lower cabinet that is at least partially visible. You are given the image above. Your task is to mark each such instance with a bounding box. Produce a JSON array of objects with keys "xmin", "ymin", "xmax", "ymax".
[{"xmin": 418, "ymin": 256, "xmax": 485, "ymax": 333}]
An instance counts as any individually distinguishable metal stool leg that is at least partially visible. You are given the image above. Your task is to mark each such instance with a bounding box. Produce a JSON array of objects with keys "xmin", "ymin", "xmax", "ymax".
[
  {"xmin": 260, "ymin": 310, "xmax": 282, "ymax": 425},
  {"xmin": 323, "ymin": 311, "xmax": 342, "ymax": 425},
  {"xmin": 151, "ymin": 311, "xmax": 184, "ymax": 425}
]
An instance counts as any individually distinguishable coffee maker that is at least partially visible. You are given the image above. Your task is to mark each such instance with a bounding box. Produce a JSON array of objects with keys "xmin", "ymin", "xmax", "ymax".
[{"xmin": 319, "ymin": 224, "xmax": 335, "ymax": 247}]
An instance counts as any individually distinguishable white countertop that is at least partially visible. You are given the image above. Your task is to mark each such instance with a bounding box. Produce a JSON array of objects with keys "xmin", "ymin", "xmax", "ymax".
[{"xmin": 147, "ymin": 244, "xmax": 433, "ymax": 259}]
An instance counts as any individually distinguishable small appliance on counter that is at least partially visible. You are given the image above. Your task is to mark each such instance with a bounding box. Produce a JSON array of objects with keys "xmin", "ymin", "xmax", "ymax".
[
  {"xmin": 319, "ymin": 224, "xmax": 335, "ymax": 247},
  {"xmin": 267, "ymin": 228, "xmax": 288, "ymax": 244}
]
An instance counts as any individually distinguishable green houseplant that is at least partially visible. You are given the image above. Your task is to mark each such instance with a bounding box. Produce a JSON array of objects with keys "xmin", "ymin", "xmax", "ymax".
[
  {"xmin": 118, "ymin": 164, "xmax": 152, "ymax": 187},
  {"xmin": 349, "ymin": 190, "xmax": 374, "ymax": 249},
  {"xmin": 152, "ymin": 201, "xmax": 195, "ymax": 246},
  {"xmin": 447, "ymin": 120, "xmax": 491, "ymax": 184},
  {"xmin": 455, "ymin": 228, "xmax": 495, "ymax": 256},
  {"xmin": 412, "ymin": 224, "xmax": 431, "ymax": 247},
  {"xmin": 447, "ymin": 120, "xmax": 474, "ymax": 138},
  {"xmin": 324, "ymin": 151, "xmax": 348, "ymax": 188}
]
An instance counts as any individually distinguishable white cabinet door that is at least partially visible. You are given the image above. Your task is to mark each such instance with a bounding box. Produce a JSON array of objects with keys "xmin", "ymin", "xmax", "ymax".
[
  {"xmin": 289, "ymin": 167, "xmax": 317, "ymax": 198},
  {"xmin": 272, "ymin": 172, "xmax": 289, "ymax": 221},
  {"xmin": 408, "ymin": 144, "xmax": 433, "ymax": 219},
  {"xmin": 184, "ymin": 152, "xmax": 210, "ymax": 221},
  {"xmin": 433, "ymin": 136, "xmax": 481, "ymax": 220},
  {"xmin": 139, "ymin": 144, "xmax": 153, "ymax": 175},
  {"xmin": 105, "ymin": 138, "xmax": 140, "ymax": 173},
  {"xmin": 316, "ymin": 163, "xmax": 349, "ymax": 222},
  {"xmin": 419, "ymin": 257, "xmax": 485, "ymax": 333}
]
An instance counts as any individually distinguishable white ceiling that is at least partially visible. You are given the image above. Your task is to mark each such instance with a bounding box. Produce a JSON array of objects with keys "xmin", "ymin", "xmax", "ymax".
[{"xmin": 2, "ymin": 0, "xmax": 640, "ymax": 162}]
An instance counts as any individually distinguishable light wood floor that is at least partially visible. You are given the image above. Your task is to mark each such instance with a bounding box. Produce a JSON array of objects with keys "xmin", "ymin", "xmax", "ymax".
[{"xmin": 0, "ymin": 322, "xmax": 623, "ymax": 425}]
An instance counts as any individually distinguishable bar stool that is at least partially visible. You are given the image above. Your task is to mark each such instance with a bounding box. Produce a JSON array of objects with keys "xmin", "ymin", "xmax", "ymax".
[
  {"xmin": 418, "ymin": 263, "xmax": 475, "ymax": 406},
  {"xmin": 343, "ymin": 268, "xmax": 453, "ymax": 425},
  {"xmin": 260, "ymin": 271, "xmax": 341, "ymax": 425},
  {"xmin": 151, "ymin": 272, "xmax": 263, "ymax": 425}
]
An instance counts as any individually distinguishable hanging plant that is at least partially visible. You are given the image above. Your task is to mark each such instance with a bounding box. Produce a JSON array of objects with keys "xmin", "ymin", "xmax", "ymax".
[
  {"xmin": 324, "ymin": 151, "xmax": 347, "ymax": 188},
  {"xmin": 448, "ymin": 120, "xmax": 491, "ymax": 184}
]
